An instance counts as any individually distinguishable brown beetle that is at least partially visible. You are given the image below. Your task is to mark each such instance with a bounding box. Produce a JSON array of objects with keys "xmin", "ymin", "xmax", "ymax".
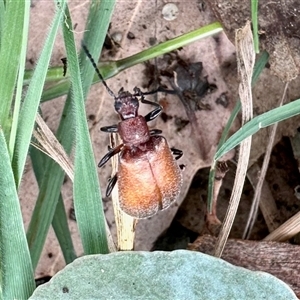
[{"xmin": 82, "ymin": 43, "xmax": 183, "ymax": 219}]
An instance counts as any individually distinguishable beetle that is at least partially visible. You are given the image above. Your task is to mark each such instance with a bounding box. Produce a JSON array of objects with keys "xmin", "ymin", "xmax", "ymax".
[{"xmin": 82, "ymin": 43, "xmax": 183, "ymax": 219}]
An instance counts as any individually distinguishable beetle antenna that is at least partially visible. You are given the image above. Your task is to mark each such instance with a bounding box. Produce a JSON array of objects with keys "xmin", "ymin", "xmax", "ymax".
[
  {"xmin": 81, "ymin": 41, "xmax": 116, "ymax": 99},
  {"xmin": 137, "ymin": 86, "xmax": 177, "ymax": 96}
]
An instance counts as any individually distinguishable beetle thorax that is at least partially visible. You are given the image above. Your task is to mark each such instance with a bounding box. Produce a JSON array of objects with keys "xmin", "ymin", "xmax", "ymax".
[{"xmin": 118, "ymin": 115, "xmax": 150, "ymax": 146}]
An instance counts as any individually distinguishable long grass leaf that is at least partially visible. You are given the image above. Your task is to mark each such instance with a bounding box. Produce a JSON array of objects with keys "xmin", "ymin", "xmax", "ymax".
[
  {"xmin": 30, "ymin": 145, "xmax": 77, "ymax": 264},
  {"xmin": 0, "ymin": 1, "xmax": 25, "ymax": 140},
  {"xmin": 79, "ymin": 0, "xmax": 116, "ymax": 98},
  {"xmin": 12, "ymin": 0, "xmax": 66, "ymax": 187},
  {"xmin": 24, "ymin": 0, "xmax": 69, "ymax": 270},
  {"xmin": 215, "ymin": 97, "xmax": 300, "ymax": 161},
  {"xmin": 27, "ymin": 0, "xmax": 115, "ymax": 269},
  {"xmin": 62, "ymin": 4, "xmax": 109, "ymax": 254},
  {"xmin": 251, "ymin": 0, "xmax": 259, "ymax": 53},
  {"xmin": 0, "ymin": 129, "xmax": 35, "ymax": 299},
  {"xmin": 27, "ymin": 153, "xmax": 71, "ymax": 270},
  {"xmin": 9, "ymin": 0, "xmax": 30, "ymax": 157},
  {"xmin": 114, "ymin": 22, "xmax": 223, "ymax": 72},
  {"xmin": 23, "ymin": 66, "xmax": 69, "ymax": 85},
  {"xmin": 0, "ymin": 0, "xmax": 5, "ymax": 44},
  {"xmin": 52, "ymin": 195, "xmax": 77, "ymax": 263}
]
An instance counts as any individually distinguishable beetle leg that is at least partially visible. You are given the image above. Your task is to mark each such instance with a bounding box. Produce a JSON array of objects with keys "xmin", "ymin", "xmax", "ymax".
[
  {"xmin": 100, "ymin": 124, "xmax": 118, "ymax": 133},
  {"xmin": 133, "ymin": 87, "xmax": 163, "ymax": 122},
  {"xmin": 98, "ymin": 144, "xmax": 123, "ymax": 168},
  {"xmin": 144, "ymin": 106, "xmax": 162, "ymax": 122},
  {"xmin": 106, "ymin": 173, "xmax": 118, "ymax": 197},
  {"xmin": 170, "ymin": 147, "xmax": 183, "ymax": 160},
  {"xmin": 142, "ymin": 97, "xmax": 162, "ymax": 122},
  {"xmin": 149, "ymin": 129, "xmax": 162, "ymax": 136}
]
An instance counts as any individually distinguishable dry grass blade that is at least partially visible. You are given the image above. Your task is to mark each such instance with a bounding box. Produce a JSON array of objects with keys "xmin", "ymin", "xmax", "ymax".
[
  {"xmin": 247, "ymin": 163, "xmax": 281, "ymax": 232},
  {"xmin": 112, "ymin": 185, "xmax": 136, "ymax": 251},
  {"xmin": 243, "ymin": 82, "xmax": 289, "ymax": 239},
  {"xmin": 110, "ymin": 134, "xmax": 136, "ymax": 251},
  {"xmin": 214, "ymin": 21, "xmax": 255, "ymax": 257},
  {"xmin": 264, "ymin": 210, "xmax": 300, "ymax": 242},
  {"xmin": 32, "ymin": 113, "xmax": 74, "ymax": 181}
]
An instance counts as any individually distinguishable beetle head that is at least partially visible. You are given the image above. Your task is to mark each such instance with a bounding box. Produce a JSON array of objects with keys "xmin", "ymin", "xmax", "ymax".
[{"xmin": 114, "ymin": 88, "xmax": 139, "ymax": 120}]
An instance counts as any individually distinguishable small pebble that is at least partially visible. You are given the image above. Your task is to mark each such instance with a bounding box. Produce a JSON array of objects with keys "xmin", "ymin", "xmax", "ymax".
[
  {"xmin": 127, "ymin": 32, "xmax": 135, "ymax": 40},
  {"xmin": 111, "ymin": 31, "xmax": 123, "ymax": 43},
  {"xmin": 162, "ymin": 3, "xmax": 179, "ymax": 21}
]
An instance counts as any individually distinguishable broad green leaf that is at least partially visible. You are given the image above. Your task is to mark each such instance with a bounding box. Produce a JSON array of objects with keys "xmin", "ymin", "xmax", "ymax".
[{"xmin": 30, "ymin": 250, "xmax": 297, "ymax": 299}]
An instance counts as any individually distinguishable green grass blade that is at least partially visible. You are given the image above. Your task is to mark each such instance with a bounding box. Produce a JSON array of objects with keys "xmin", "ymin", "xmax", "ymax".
[
  {"xmin": 41, "ymin": 81, "xmax": 71, "ymax": 102},
  {"xmin": 62, "ymin": 4, "xmax": 109, "ymax": 254},
  {"xmin": 0, "ymin": 1, "xmax": 25, "ymax": 141},
  {"xmin": 40, "ymin": 22, "xmax": 222, "ymax": 102},
  {"xmin": 251, "ymin": 0, "xmax": 259, "ymax": 53},
  {"xmin": 114, "ymin": 22, "xmax": 223, "ymax": 73},
  {"xmin": 27, "ymin": 155, "xmax": 70, "ymax": 270},
  {"xmin": 79, "ymin": 0, "xmax": 116, "ymax": 98},
  {"xmin": 0, "ymin": 0, "xmax": 5, "ymax": 44},
  {"xmin": 216, "ymin": 51, "xmax": 269, "ymax": 152},
  {"xmin": 30, "ymin": 146, "xmax": 77, "ymax": 264},
  {"xmin": 12, "ymin": 0, "xmax": 66, "ymax": 187},
  {"xmin": 27, "ymin": 0, "xmax": 115, "ymax": 269},
  {"xmin": 23, "ymin": 65, "xmax": 68, "ymax": 85},
  {"xmin": 215, "ymin": 98, "xmax": 300, "ymax": 161},
  {"xmin": 0, "ymin": 129, "xmax": 35, "ymax": 299},
  {"xmin": 22, "ymin": 0, "xmax": 71, "ymax": 270},
  {"xmin": 9, "ymin": 0, "xmax": 30, "ymax": 157},
  {"xmin": 52, "ymin": 195, "xmax": 77, "ymax": 263},
  {"xmin": 252, "ymin": 51, "xmax": 269, "ymax": 84}
]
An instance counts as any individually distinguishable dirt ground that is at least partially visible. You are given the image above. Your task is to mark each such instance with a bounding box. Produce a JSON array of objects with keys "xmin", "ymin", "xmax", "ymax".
[{"xmin": 20, "ymin": 1, "xmax": 300, "ymax": 291}]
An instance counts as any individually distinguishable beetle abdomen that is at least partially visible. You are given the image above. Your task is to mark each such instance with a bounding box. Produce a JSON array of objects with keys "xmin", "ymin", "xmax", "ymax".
[
  {"xmin": 147, "ymin": 136, "xmax": 183, "ymax": 208},
  {"xmin": 118, "ymin": 136, "xmax": 182, "ymax": 219}
]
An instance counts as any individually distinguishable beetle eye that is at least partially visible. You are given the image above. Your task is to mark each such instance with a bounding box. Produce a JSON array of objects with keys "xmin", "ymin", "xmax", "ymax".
[
  {"xmin": 131, "ymin": 97, "xmax": 139, "ymax": 107},
  {"xmin": 114, "ymin": 99, "xmax": 122, "ymax": 112}
]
